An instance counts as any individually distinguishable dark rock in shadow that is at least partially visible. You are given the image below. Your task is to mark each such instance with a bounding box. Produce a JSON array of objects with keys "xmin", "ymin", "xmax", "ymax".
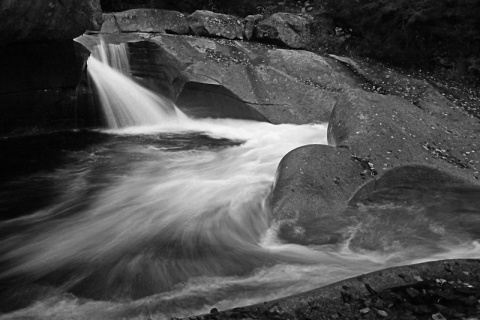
[{"xmin": 176, "ymin": 82, "xmax": 269, "ymax": 121}]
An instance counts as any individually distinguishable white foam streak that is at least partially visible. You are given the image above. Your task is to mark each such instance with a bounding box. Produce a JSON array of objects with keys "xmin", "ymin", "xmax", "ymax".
[{"xmin": 87, "ymin": 56, "xmax": 186, "ymax": 129}]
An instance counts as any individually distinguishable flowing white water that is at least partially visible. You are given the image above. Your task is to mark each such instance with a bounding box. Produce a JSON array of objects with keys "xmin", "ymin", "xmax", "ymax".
[
  {"xmin": 88, "ymin": 40, "xmax": 185, "ymax": 129},
  {"xmin": 1, "ymin": 40, "xmax": 480, "ymax": 320}
]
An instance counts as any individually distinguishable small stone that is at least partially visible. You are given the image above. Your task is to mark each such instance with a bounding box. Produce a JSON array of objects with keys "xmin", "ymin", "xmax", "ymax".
[{"xmin": 377, "ymin": 310, "xmax": 388, "ymax": 317}]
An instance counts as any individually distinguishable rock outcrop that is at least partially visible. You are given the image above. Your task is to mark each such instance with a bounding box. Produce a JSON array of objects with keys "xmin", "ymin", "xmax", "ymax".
[
  {"xmin": 101, "ymin": 9, "xmax": 189, "ymax": 34},
  {"xmin": 77, "ymin": 32, "xmax": 360, "ymax": 123},
  {"xmin": 272, "ymin": 85, "xmax": 480, "ymax": 240},
  {"xmin": 98, "ymin": 9, "xmax": 322, "ymax": 51},
  {"xmin": 188, "ymin": 10, "xmax": 244, "ymax": 40}
]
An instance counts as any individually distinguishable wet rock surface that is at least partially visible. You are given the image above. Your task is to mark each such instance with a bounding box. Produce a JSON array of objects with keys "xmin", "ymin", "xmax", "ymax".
[
  {"xmin": 184, "ymin": 259, "xmax": 480, "ymax": 320},
  {"xmin": 272, "ymin": 84, "xmax": 479, "ymax": 234},
  {"xmin": 271, "ymin": 144, "xmax": 373, "ymax": 244}
]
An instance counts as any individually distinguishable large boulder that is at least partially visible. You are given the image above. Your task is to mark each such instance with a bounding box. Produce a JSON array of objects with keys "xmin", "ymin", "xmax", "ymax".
[
  {"xmin": 188, "ymin": 10, "xmax": 243, "ymax": 40},
  {"xmin": 0, "ymin": 0, "xmax": 102, "ymax": 45},
  {"xmin": 271, "ymin": 144, "xmax": 375, "ymax": 244},
  {"xmin": 271, "ymin": 85, "xmax": 480, "ymax": 242},
  {"xmin": 254, "ymin": 13, "xmax": 314, "ymax": 49},
  {"xmin": 100, "ymin": 9, "xmax": 189, "ymax": 34}
]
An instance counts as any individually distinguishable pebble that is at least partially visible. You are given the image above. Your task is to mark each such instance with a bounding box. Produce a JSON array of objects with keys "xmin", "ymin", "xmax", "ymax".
[{"xmin": 377, "ymin": 309, "xmax": 388, "ymax": 317}]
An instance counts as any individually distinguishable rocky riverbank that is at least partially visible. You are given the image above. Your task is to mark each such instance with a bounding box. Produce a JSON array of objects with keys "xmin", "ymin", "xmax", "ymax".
[{"xmin": 186, "ymin": 259, "xmax": 480, "ymax": 320}]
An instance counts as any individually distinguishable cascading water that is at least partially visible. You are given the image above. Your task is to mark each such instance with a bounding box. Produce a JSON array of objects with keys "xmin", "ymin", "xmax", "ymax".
[
  {"xmin": 88, "ymin": 39, "xmax": 185, "ymax": 129},
  {"xmin": 1, "ymin": 39, "xmax": 480, "ymax": 320}
]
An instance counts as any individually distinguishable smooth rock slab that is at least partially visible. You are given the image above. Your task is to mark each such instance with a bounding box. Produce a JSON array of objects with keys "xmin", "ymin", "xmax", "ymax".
[{"xmin": 328, "ymin": 88, "xmax": 480, "ymax": 185}]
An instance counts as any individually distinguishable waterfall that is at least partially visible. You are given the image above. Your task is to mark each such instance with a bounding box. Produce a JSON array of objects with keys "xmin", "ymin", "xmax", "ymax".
[{"xmin": 87, "ymin": 39, "xmax": 186, "ymax": 129}]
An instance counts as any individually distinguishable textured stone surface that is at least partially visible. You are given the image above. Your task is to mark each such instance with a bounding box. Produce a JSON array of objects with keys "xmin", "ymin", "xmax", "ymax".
[
  {"xmin": 188, "ymin": 10, "xmax": 244, "ymax": 40},
  {"xmin": 100, "ymin": 9, "xmax": 189, "ymax": 34},
  {"xmin": 0, "ymin": 0, "xmax": 102, "ymax": 45},
  {"xmin": 328, "ymin": 89, "xmax": 480, "ymax": 186},
  {"xmin": 254, "ymin": 13, "xmax": 314, "ymax": 49},
  {"xmin": 77, "ymin": 33, "xmax": 360, "ymax": 124},
  {"xmin": 243, "ymin": 14, "xmax": 263, "ymax": 41}
]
